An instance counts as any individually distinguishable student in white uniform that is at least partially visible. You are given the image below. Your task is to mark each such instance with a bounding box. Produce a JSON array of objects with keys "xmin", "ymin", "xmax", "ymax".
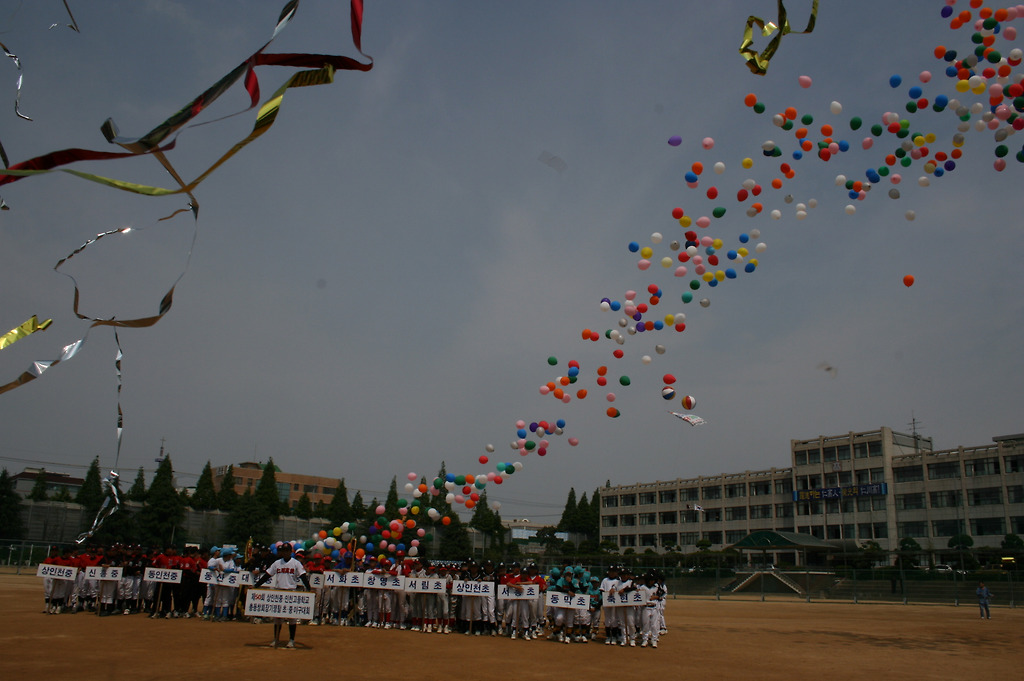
[{"xmin": 253, "ymin": 543, "xmax": 311, "ymax": 648}]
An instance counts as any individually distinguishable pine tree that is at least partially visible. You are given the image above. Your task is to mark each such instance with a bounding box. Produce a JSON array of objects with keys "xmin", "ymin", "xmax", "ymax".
[
  {"xmin": 351, "ymin": 490, "xmax": 366, "ymax": 522},
  {"xmin": 28, "ymin": 470, "xmax": 49, "ymax": 501},
  {"xmin": 138, "ymin": 456, "xmax": 184, "ymax": 547},
  {"xmin": 384, "ymin": 477, "xmax": 400, "ymax": 518},
  {"xmin": 364, "ymin": 497, "xmax": 381, "ymax": 525},
  {"xmin": 190, "ymin": 461, "xmax": 218, "ymax": 510},
  {"xmin": 557, "ymin": 487, "xmax": 578, "ymax": 533},
  {"xmin": 254, "ymin": 458, "xmax": 284, "ymax": 520},
  {"xmin": 217, "ymin": 464, "xmax": 238, "ymax": 511},
  {"xmin": 225, "ymin": 489, "xmax": 272, "ymax": 546},
  {"xmin": 295, "ymin": 493, "xmax": 313, "ymax": 519},
  {"xmin": 52, "ymin": 487, "xmax": 73, "ymax": 502},
  {"xmin": 438, "ymin": 513, "xmax": 472, "ymax": 560},
  {"xmin": 127, "ymin": 467, "xmax": 147, "ymax": 502},
  {"xmin": 76, "ymin": 457, "xmax": 105, "ymax": 515},
  {"xmin": 326, "ymin": 479, "xmax": 352, "ymax": 526},
  {"xmin": 470, "ymin": 491, "xmax": 504, "ymax": 548},
  {"xmin": 0, "ymin": 469, "xmax": 24, "ymax": 539}
]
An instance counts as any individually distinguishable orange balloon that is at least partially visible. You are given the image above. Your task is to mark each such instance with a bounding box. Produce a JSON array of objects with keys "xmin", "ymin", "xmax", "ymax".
[
  {"xmin": 553, "ymin": 388, "xmax": 564, "ymax": 399},
  {"xmin": 903, "ymin": 275, "xmax": 915, "ymax": 287},
  {"xmin": 441, "ymin": 516, "xmax": 451, "ymax": 526},
  {"xmin": 576, "ymin": 389, "xmax": 588, "ymax": 399}
]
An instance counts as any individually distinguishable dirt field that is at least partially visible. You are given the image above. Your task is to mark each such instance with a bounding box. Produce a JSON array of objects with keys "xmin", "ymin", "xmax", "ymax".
[{"xmin": 2, "ymin": 573, "xmax": 1019, "ymax": 681}]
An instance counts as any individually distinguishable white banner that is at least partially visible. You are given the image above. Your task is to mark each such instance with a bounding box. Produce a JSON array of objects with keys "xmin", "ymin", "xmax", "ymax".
[
  {"xmin": 36, "ymin": 564, "xmax": 78, "ymax": 580},
  {"xmin": 85, "ymin": 566, "xmax": 123, "ymax": 581},
  {"xmin": 244, "ymin": 588, "xmax": 315, "ymax": 620},
  {"xmin": 602, "ymin": 590, "xmax": 649, "ymax": 607},
  {"xmin": 403, "ymin": 577, "xmax": 448, "ymax": 594},
  {"xmin": 362, "ymin": 573, "xmax": 406, "ymax": 591},
  {"xmin": 143, "ymin": 567, "xmax": 182, "ymax": 584},
  {"xmin": 451, "ymin": 580, "xmax": 494, "ymax": 597},
  {"xmin": 545, "ymin": 591, "xmax": 590, "ymax": 610},
  {"xmin": 326, "ymin": 570, "xmax": 364, "ymax": 588},
  {"xmin": 200, "ymin": 568, "xmax": 253, "ymax": 586},
  {"xmin": 497, "ymin": 583, "xmax": 541, "ymax": 600}
]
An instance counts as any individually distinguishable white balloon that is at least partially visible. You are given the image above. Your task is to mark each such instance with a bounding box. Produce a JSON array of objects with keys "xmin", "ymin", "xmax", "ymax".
[
  {"xmin": 830, "ymin": 101, "xmax": 843, "ymax": 114},
  {"xmin": 845, "ymin": 204, "xmax": 856, "ymax": 215},
  {"xmin": 770, "ymin": 209, "xmax": 781, "ymax": 219},
  {"xmin": 699, "ymin": 298, "xmax": 710, "ymax": 308},
  {"xmin": 796, "ymin": 210, "xmax": 808, "ymax": 220},
  {"xmin": 655, "ymin": 344, "xmax": 666, "ymax": 354},
  {"xmin": 512, "ymin": 462, "xmax": 524, "ymax": 471},
  {"xmin": 835, "ymin": 174, "xmax": 847, "ymax": 186},
  {"xmin": 641, "ymin": 355, "xmax": 652, "ymax": 364},
  {"xmin": 650, "ymin": 232, "xmax": 663, "ymax": 244},
  {"xmin": 486, "ymin": 443, "xmax": 495, "ymax": 452},
  {"xmin": 905, "ymin": 210, "xmax": 916, "ymax": 221},
  {"xmin": 713, "ymin": 161, "xmax": 726, "ymax": 174},
  {"xmin": 749, "ymin": 229, "xmax": 760, "ymax": 238}
]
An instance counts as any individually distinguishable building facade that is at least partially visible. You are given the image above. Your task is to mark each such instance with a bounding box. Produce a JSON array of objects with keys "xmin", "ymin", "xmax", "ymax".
[
  {"xmin": 599, "ymin": 427, "xmax": 1024, "ymax": 555},
  {"xmin": 10, "ymin": 468, "xmax": 84, "ymax": 499},
  {"xmin": 212, "ymin": 462, "xmax": 340, "ymax": 511}
]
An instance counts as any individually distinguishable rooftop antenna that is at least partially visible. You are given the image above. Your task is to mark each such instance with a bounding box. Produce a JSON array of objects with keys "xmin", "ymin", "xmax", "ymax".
[
  {"xmin": 155, "ymin": 436, "xmax": 167, "ymax": 463},
  {"xmin": 908, "ymin": 414, "xmax": 923, "ymax": 454}
]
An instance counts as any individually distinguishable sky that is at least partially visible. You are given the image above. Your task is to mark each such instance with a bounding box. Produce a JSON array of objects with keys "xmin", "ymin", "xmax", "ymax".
[{"xmin": 1, "ymin": 1, "xmax": 1022, "ymax": 526}]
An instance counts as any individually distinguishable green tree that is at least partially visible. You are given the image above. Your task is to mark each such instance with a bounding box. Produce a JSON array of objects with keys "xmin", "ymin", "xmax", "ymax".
[
  {"xmin": 351, "ymin": 490, "xmax": 366, "ymax": 521},
  {"xmin": 75, "ymin": 457, "xmax": 105, "ymax": 515},
  {"xmin": 52, "ymin": 486, "xmax": 73, "ymax": 502},
  {"xmin": 364, "ymin": 497, "xmax": 380, "ymax": 526},
  {"xmin": 948, "ymin": 533, "xmax": 974, "ymax": 550},
  {"xmin": 0, "ymin": 469, "xmax": 24, "ymax": 539},
  {"xmin": 138, "ymin": 456, "xmax": 184, "ymax": 547},
  {"xmin": 470, "ymin": 491, "xmax": 504, "ymax": 548},
  {"xmin": 295, "ymin": 493, "xmax": 313, "ymax": 519},
  {"xmin": 225, "ymin": 489, "xmax": 272, "ymax": 546},
  {"xmin": 314, "ymin": 500, "xmax": 327, "ymax": 518},
  {"xmin": 438, "ymin": 514, "xmax": 472, "ymax": 560},
  {"xmin": 28, "ymin": 470, "xmax": 49, "ymax": 501},
  {"xmin": 190, "ymin": 461, "xmax": 218, "ymax": 511},
  {"xmin": 895, "ymin": 537, "xmax": 922, "ymax": 568},
  {"xmin": 1001, "ymin": 533, "xmax": 1024, "ymax": 552},
  {"xmin": 127, "ymin": 467, "xmax": 147, "ymax": 502},
  {"xmin": 557, "ymin": 488, "xmax": 578, "ymax": 533},
  {"xmin": 384, "ymin": 477, "xmax": 400, "ymax": 518},
  {"xmin": 217, "ymin": 464, "xmax": 238, "ymax": 511},
  {"xmin": 326, "ymin": 479, "xmax": 352, "ymax": 526},
  {"xmin": 254, "ymin": 459, "xmax": 284, "ymax": 520}
]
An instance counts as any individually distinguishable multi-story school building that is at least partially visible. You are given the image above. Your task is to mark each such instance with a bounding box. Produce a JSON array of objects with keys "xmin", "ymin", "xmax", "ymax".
[{"xmin": 598, "ymin": 427, "xmax": 1024, "ymax": 556}]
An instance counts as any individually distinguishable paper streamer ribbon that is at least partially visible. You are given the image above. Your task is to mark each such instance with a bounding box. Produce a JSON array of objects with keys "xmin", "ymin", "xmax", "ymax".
[
  {"xmin": 0, "ymin": 315, "xmax": 52, "ymax": 351},
  {"xmin": 739, "ymin": 0, "xmax": 819, "ymax": 75},
  {"xmin": 49, "ymin": 1, "xmax": 81, "ymax": 33},
  {"xmin": 75, "ymin": 470, "xmax": 121, "ymax": 544}
]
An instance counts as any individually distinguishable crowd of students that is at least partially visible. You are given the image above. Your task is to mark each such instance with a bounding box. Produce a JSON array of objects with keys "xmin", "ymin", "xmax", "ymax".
[{"xmin": 39, "ymin": 544, "xmax": 669, "ymax": 648}]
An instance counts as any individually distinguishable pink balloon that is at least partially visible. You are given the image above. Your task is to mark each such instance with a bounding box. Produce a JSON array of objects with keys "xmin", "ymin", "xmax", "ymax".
[
  {"xmin": 702, "ymin": 137, "xmax": 714, "ymax": 150},
  {"xmin": 994, "ymin": 158, "xmax": 1007, "ymax": 171},
  {"xmin": 798, "ymin": 75, "xmax": 812, "ymax": 88},
  {"xmin": 568, "ymin": 437, "xmax": 579, "ymax": 446},
  {"xmin": 624, "ymin": 290, "xmax": 637, "ymax": 300},
  {"xmin": 674, "ymin": 266, "xmax": 687, "ymax": 277},
  {"xmin": 539, "ymin": 385, "xmax": 550, "ymax": 395},
  {"xmin": 696, "ymin": 216, "xmax": 711, "ymax": 228},
  {"xmin": 890, "ymin": 174, "xmax": 902, "ymax": 185},
  {"xmin": 1005, "ymin": 26, "xmax": 1017, "ymax": 40},
  {"xmin": 375, "ymin": 505, "xmax": 386, "ymax": 515},
  {"xmin": 417, "ymin": 528, "xmax": 425, "ymax": 537},
  {"xmin": 606, "ymin": 392, "xmax": 616, "ymax": 402},
  {"xmin": 919, "ymin": 71, "xmax": 931, "ymax": 83},
  {"xmin": 515, "ymin": 419, "xmax": 526, "ymax": 428},
  {"xmin": 637, "ymin": 259, "xmax": 651, "ymax": 270},
  {"xmin": 407, "ymin": 472, "xmax": 417, "ymax": 481},
  {"xmin": 861, "ymin": 137, "xmax": 873, "ymax": 150}
]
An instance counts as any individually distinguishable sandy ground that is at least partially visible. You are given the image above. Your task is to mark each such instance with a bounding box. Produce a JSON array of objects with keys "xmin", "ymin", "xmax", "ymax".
[{"xmin": 1, "ymin": 573, "xmax": 1019, "ymax": 681}]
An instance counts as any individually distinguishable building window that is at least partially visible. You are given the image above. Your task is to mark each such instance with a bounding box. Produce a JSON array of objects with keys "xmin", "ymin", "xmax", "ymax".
[
  {"xmin": 931, "ymin": 519, "xmax": 964, "ymax": 537},
  {"xmin": 703, "ymin": 531, "xmax": 722, "ymax": 545},
  {"xmin": 928, "ymin": 461, "xmax": 961, "ymax": 480},
  {"xmin": 775, "ymin": 479, "xmax": 793, "ymax": 495},
  {"xmin": 293, "ymin": 483, "xmax": 300, "ymax": 491},
  {"xmin": 602, "ymin": 516, "xmax": 618, "ymax": 528},
  {"xmin": 807, "ymin": 450, "xmax": 821, "ymax": 465},
  {"xmin": 620, "ymin": 494, "xmax": 636, "ymax": 506},
  {"xmin": 872, "ymin": 497, "xmax": 887, "ymax": 511},
  {"xmin": 893, "ymin": 465, "xmax": 924, "ymax": 483},
  {"xmin": 897, "ymin": 521, "xmax": 928, "ymax": 538},
  {"xmin": 303, "ymin": 484, "xmax": 317, "ymax": 493},
  {"xmin": 681, "ymin": 487, "xmax": 700, "ymax": 501},
  {"xmin": 725, "ymin": 506, "xmax": 747, "ymax": 521},
  {"xmin": 854, "ymin": 443, "xmax": 869, "ymax": 459},
  {"xmin": 659, "ymin": 490, "xmax": 677, "ymax": 504},
  {"xmin": 873, "ymin": 522, "xmax": 888, "ymax": 538},
  {"xmin": 1012, "ymin": 517, "xmax": 1024, "ymax": 534},
  {"xmin": 639, "ymin": 534, "xmax": 657, "ymax": 547},
  {"xmin": 602, "ymin": 495, "xmax": 619, "ymax": 508},
  {"xmin": 749, "ymin": 481, "xmax": 771, "ymax": 496},
  {"xmin": 794, "ymin": 450, "xmax": 808, "ymax": 466},
  {"xmin": 870, "ymin": 468, "xmax": 885, "ymax": 483},
  {"xmin": 970, "ymin": 517, "xmax": 1006, "ymax": 535},
  {"xmin": 726, "ymin": 530, "xmax": 747, "ymax": 543},
  {"xmin": 638, "ymin": 492, "xmax": 657, "ymax": 505},
  {"xmin": 659, "ymin": 511, "xmax": 678, "ymax": 524},
  {"xmin": 619, "ymin": 535, "xmax": 636, "ymax": 547},
  {"xmin": 321, "ymin": 487, "xmax": 334, "ymax": 497},
  {"xmin": 680, "ymin": 532, "xmax": 699, "ymax": 545},
  {"xmin": 619, "ymin": 514, "xmax": 636, "ymax": 527},
  {"xmin": 725, "ymin": 483, "xmax": 747, "ymax": 498},
  {"xmin": 1005, "ymin": 455, "xmax": 1024, "ymax": 473},
  {"xmin": 968, "ymin": 487, "xmax": 1002, "ymax": 506},
  {"xmin": 856, "ymin": 497, "xmax": 872, "ymax": 513},
  {"xmin": 896, "ymin": 493, "xmax": 926, "ymax": 510},
  {"xmin": 750, "ymin": 504, "xmax": 772, "ymax": 519},
  {"xmin": 929, "ymin": 490, "xmax": 962, "ymax": 508},
  {"xmin": 857, "ymin": 523, "xmax": 873, "ymax": 539},
  {"xmin": 964, "ymin": 457, "xmax": 1000, "ymax": 477},
  {"xmin": 704, "ymin": 509, "xmax": 722, "ymax": 522},
  {"xmin": 824, "ymin": 447, "xmax": 838, "ymax": 463},
  {"xmin": 659, "ymin": 532, "xmax": 678, "ymax": 547},
  {"xmin": 1007, "ymin": 485, "xmax": 1024, "ymax": 504},
  {"xmin": 775, "ymin": 504, "xmax": 794, "ymax": 518},
  {"xmin": 702, "ymin": 486, "xmax": 722, "ymax": 500},
  {"xmin": 638, "ymin": 512, "xmax": 657, "ymax": 526},
  {"xmin": 798, "ymin": 501, "xmax": 821, "ymax": 516}
]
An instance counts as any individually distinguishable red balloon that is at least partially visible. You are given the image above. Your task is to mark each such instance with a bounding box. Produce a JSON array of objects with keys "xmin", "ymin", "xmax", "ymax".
[
  {"xmin": 663, "ymin": 374, "xmax": 677, "ymax": 384},
  {"xmin": 903, "ymin": 274, "xmax": 915, "ymax": 287}
]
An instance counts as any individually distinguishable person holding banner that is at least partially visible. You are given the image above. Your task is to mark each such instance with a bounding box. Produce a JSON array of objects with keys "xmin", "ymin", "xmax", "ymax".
[
  {"xmin": 599, "ymin": 565, "xmax": 622, "ymax": 645},
  {"xmin": 617, "ymin": 566, "xmax": 640, "ymax": 647},
  {"xmin": 41, "ymin": 547, "xmax": 61, "ymax": 614},
  {"xmin": 638, "ymin": 572, "xmax": 664, "ymax": 648},
  {"xmin": 202, "ymin": 547, "xmax": 222, "ymax": 620},
  {"xmin": 252, "ymin": 542, "xmax": 311, "ymax": 649}
]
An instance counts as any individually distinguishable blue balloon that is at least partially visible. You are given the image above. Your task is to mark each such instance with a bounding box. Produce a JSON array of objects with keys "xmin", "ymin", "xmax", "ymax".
[
  {"xmin": 684, "ymin": 171, "xmax": 698, "ymax": 183},
  {"xmin": 556, "ymin": 418, "xmax": 566, "ymax": 428},
  {"xmin": 708, "ymin": 279, "xmax": 718, "ymax": 287},
  {"xmin": 628, "ymin": 241, "xmax": 640, "ymax": 252},
  {"xmin": 838, "ymin": 140, "xmax": 850, "ymax": 152},
  {"xmin": 889, "ymin": 74, "xmax": 902, "ymax": 88},
  {"xmin": 517, "ymin": 428, "xmax": 527, "ymax": 438},
  {"xmin": 744, "ymin": 263, "xmax": 756, "ymax": 273},
  {"xmin": 610, "ymin": 300, "xmax": 621, "ymax": 311},
  {"xmin": 738, "ymin": 233, "xmax": 749, "ymax": 243},
  {"xmin": 908, "ymin": 86, "xmax": 922, "ymax": 99},
  {"xmin": 792, "ymin": 149, "xmax": 803, "ymax": 160},
  {"xmin": 725, "ymin": 268, "xmax": 737, "ymax": 279},
  {"xmin": 727, "ymin": 250, "xmax": 738, "ymax": 260},
  {"xmin": 653, "ymin": 320, "xmax": 664, "ymax": 330}
]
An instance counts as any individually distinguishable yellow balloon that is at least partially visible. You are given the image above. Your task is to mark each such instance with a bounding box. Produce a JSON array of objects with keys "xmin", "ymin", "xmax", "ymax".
[
  {"xmin": 749, "ymin": 258, "xmax": 759, "ymax": 266},
  {"xmin": 712, "ymin": 238, "xmax": 724, "ymax": 249},
  {"xmin": 924, "ymin": 132, "xmax": 936, "ymax": 143},
  {"xmin": 660, "ymin": 256, "xmax": 673, "ymax": 268},
  {"xmin": 411, "ymin": 506, "xmax": 420, "ymax": 515},
  {"xmin": 679, "ymin": 216, "xmax": 692, "ymax": 227},
  {"xmin": 702, "ymin": 272, "xmax": 714, "ymax": 282},
  {"xmin": 741, "ymin": 157, "xmax": 753, "ymax": 169},
  {"xmin": 664, "ymin": 314, "xmax": 675, "ymax": 324},
  {"xmin": 715, "ymin": 270, "xmax": 726, "ymax": 282},
  {"xmin": 971, "ymin": 83, "xmax": 987, "ymax": 95},
  {"xmin": 640, "ymin": 246, "xmax": 653, "ymax": 258},
  {"xmin": 737, "ymin": 247, "xmax": 749, "ymax": 257},
  {"xmin": 333, "ymin": 527, "xmax": 342, "ymax": 536},
  {"xmin": 955, "ymin": 79, "xmax": 970, "ymax": 92}
]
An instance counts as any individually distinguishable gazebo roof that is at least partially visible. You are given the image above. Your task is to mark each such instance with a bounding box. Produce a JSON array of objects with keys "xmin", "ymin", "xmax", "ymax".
[{"xmin": 730, "ymin": 530, "xmax": 838, "ymax": 551}]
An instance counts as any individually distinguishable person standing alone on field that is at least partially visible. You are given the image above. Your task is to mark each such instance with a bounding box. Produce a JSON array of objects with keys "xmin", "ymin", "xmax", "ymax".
[
  {"xmin": 253, "ymin": 543, "xmax": 311, "ymax": 648},
  {"xmin": 976, "ymin": 581, "xmax": 992, "ymax": 619}
]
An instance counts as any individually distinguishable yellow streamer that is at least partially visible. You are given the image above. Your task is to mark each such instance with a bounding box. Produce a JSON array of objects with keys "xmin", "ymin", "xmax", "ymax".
[
  {"xmin": 739, "ymin": 0, "xmax": 819, "ymax": 75},
  {"xmin": 0, "ymin": 315, "xmax": 52, "ymax": 351}
]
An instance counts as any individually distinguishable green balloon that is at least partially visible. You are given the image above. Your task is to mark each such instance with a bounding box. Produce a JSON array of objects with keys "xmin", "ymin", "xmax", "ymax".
[
  {"xmin": 525, "ymin": 440, "xmax": 536, "ymax": 450},
  {"xmin": 681, "ymin": 292, "xmax": 693, "ymax": 303},
  {"xmin": 753, "ymin": 102, "xmax": 766, "ymax": 114},
  {"xmin": 870, "ymin": 123, "xmax": 883, "ymax": 136},
  {"xmin": 800, "ymin": 113, "xmax": 813, "ymax": 125},
  {"xmin": 689, "ymin": 280, "xmax": 700, "ymax": 291},
  {"xmin": 849, "ymin": 116, "xmax": 862, "ymax": 130},
  {"xmin": 712, "ymin": 206, "xmax": 726, "ymax": 218},
  {"xmin": 619, "ymin": 376, "xmax": 631, "ymax": 386},
  {"xmin": 547, "ymin": 356, "xmax": 558, "ymax": 366}
]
